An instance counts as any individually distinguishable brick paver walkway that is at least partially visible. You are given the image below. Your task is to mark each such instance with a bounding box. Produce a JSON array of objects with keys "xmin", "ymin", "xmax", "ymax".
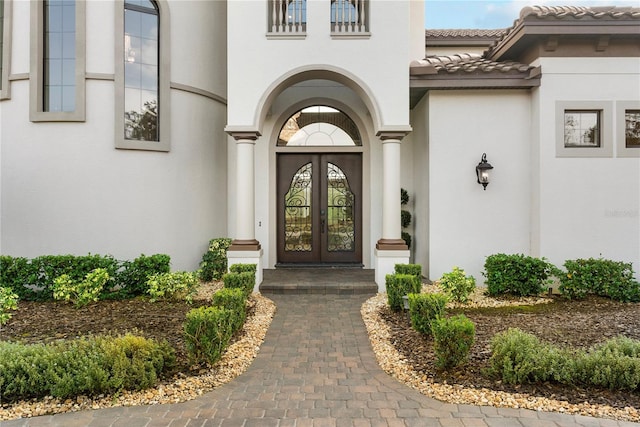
[{"xmin": 2, "ymin": 291, "xmax": 639, "ymax": 426}]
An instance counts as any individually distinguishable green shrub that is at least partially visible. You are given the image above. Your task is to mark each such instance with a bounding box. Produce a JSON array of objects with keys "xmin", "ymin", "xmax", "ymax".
[
  {"xmin": 385, "ymin": 274, "xmax": 421, "ymax": 312},
  {"xmin": 0, "ymin": 256, "xmax": 35, "ymax": 300},
  {"xmin": 199, "ymin": 238, "xmax": 233, "ymax": 282},
  {"xmin": 223, "ymin": 271, "xmax": 255, "ymax": 297},
  {"xmin": 401, "ymin": 210, "xmax": 412, "ymax": 229},
  {"xmin": 575, "ymin": 337, "xmax": 640, "ymax": 391},
  {"xmin": 438, "ymin": 267, "xmax": 476, "ymax": 303},
  {"xmin": 483, "ymin": 254, "xmax": 557, "ymax": 297},
  {"xmin": 394, "ymin": 264, "xmax": 422, "ymax": 278},
  {"xmin": 212, "ymin": 288, "xmax": 247, "ymax": 332},
  {"xmin": 229, "ymin": 263, "xmax": 257, "ymax": 274},
  {"xmin": 401, "ymin": 232, "xmax": 412, "ymax": 250},
  {"xmin": 147, "ymin": 271, "xmax": 199, "ymax": 303},
  {"xmin": 0, "ymin": 286, "xmax": 19, "ymax": 325},
  {"xmin": 0, "ymin": 254, "xmax": 170, "ymax": 301},
  {"xmin": 0, "ymin": 334, "xmax": 175, "ymax": 402},
  {"xmin": 407, "ymin": 293, "xmax": 448, "ymax": 335},
  {"xmin": 116, "ymin": 254, "xmax": 171, "ymax": 298},
  {"xmin": 560, "ymin": 258, "xmax": 640, "ymax": 302},
  {"xmin": 431, "ymin": 315, "xmax": 475, "ymax": 370},
  {"xmin": 183, "ymin": 306, "xmax": 235, "ymax": 365},
  {"xmin": 52, "ymin": 268, "xmax": 110, "ymax": 308}
]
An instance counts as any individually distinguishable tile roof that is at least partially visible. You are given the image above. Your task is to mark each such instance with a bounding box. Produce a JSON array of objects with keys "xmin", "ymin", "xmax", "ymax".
[
  {"xmin": 425, "ymin": 29, "xmax": 506, "ymax": 39},
  {"xmin": 410, "ymin": 54, "xmax": 534, "ymax": 76},
  {"xmin": 486, "ymin": 5, "xmax": 640, "ymax": 58},
  {"xmin": 518, "ymin": 5, "xmax": 640, "ymax": 20}
]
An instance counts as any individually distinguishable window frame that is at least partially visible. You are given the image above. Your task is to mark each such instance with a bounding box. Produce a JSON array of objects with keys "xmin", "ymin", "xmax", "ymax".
[
  {"xmin": 555, "ymin": 101, "xmax": 613, "ymax": 158},
  {"xmin": 115, "ymin": 0, "xmax": 170, "ymax": 151},
  {"xmin": 29, "ymin": 0, "xmax": 86, "ymax": 122},
  {"xmin": 617, "ymin": 101, "xmax": 640, "ymax": 158},
  {"xmin": 0, "ymin": 0, "xmax": 11, "ymax": 100}
]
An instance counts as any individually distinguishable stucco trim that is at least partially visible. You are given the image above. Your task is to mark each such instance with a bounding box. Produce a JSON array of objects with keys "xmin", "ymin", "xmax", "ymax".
[
  {"xmin": 86, "ymin": 73, "xmax": 115, "ymax": 81},
  {"xmin": 8, "ymin": 73, "xmax": 28, "ymax": 81},
  {"xmin": 29, "ymin": 0, "xmax": 86, "ymax": 122},
  {"xmin": 246, "ymin": 64, "xmax": 385, "ymax": 135},
  {"xmin": 616, "ymin": 101, "xmax": 640, "ymax": 158},
  {"xmin": 555, "ymin": 101, "xmax": 614, "ymax": 158},
  {"xmin": 0, "ymin": 0, "xmax": 12, "ymax": 100},
  {"xmin": 170, "ymin": 82, "xmax": 227, "ymax": 106}
]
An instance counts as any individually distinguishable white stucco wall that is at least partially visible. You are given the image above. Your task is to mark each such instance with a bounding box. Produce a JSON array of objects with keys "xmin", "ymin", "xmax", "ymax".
[
  {"xmin": 423, "ymin": 90, "xmax": 532, "ymax": 282},
  {"xmin": 0, "ymin": 1, "xmax": 228, "ymax": 271},
  {"xmin": 533, "ymin": 57, "xmax": 640, "ymax": 276},
  {"xmin": 226, "ymin": 0, "xmax": 412, "ymax": 131}
]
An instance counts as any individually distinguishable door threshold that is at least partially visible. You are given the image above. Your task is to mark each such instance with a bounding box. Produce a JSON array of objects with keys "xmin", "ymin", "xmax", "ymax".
[{"xmin": 275, "ymin": 263, "xmax": 364, "ymax": 269}]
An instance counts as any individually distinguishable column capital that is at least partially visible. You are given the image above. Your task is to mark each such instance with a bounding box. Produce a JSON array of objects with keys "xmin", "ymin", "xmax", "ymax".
[
  {"xmin": 376, "ymin": 130, "xmax": 411, "ymax": 141},
  {"xmin": 225, "ymin": 129, "xmax": 261, "ymax": 141}
]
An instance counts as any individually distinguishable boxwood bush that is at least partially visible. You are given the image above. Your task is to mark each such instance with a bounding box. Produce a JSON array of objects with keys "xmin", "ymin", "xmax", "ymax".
[
  {"xmin": 212, "ymin": 288, "xmax": 247, "ymax": 333},
  {"xmin": 559, "ymin": 258, "xmax": 640, "ymax": 302},
  {"xmin": 183, "ymin": 306, "xmax": 236, "ymax": 365},
  {"xmin": 407, "ymin": 292, "xmax": 448, "ymax": 335},
  {"xmin": 394, "ymin": 263, "xmax": 422, "ymax": 278},
  {"xmin": 0, "ymin": 334, "xmax": 175, "ymax": 402},
  {"xmin": 431, "ymin": 314, "xmax": 475, "ymax": 370},
  {"xmin": 483, "ymin": 254, "xmax": 557, "ymax": 297},
  {"xmin": 147, "ymin": 271, "xmax": 199, "ymax": 303},
  {"xmin": 386, "ymin": 273, "xmax": 421, "ymax": 312},
  {"xmin": 223, "ymin": 271, "xmax": 255, "ymax": 297}
]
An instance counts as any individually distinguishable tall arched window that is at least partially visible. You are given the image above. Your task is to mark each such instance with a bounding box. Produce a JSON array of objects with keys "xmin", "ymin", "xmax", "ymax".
[
  {"xmin": 116, "ymin": 0, "xmax": 169, "ymax": 151},
  {"xmin": 124, "ymin": 0, "xmax": 159, "ymax": 142}
]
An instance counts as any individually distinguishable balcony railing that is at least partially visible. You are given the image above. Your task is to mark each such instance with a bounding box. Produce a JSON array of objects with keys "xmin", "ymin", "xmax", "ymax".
[{"xmin": 267, "ymin": 0, "xmax": 369, "ymax": 37}]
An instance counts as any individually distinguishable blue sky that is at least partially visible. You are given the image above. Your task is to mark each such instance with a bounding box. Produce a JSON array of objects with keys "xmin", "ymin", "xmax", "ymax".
[{"xmin": 425, "ymin": 0, "xmax": 640, "ymax": 29}]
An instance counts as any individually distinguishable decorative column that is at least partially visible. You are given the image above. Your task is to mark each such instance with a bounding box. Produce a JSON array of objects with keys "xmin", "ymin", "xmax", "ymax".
[
  {"xmin": 374, "ymin": 131, "xmax": 410, "ymax": 291},
  {"xmin": 227, "ymin": 131, "xmax": 263, "ymax": 289}
]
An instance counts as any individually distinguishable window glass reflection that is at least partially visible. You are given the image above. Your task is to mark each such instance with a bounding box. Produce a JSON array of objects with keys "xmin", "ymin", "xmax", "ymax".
[
  {"xmin": 124, "ymin": 1, "xmax": 159, "ymax": 141},
  {"xmin": 44, "ymin": 0, "xmax": 76, "ymax": 112}
]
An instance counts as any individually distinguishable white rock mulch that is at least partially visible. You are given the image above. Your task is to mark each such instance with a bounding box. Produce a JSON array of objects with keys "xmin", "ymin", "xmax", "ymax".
[{"xmin": 361, "ymin": 292, "xmax": 640, "ymax": 423}]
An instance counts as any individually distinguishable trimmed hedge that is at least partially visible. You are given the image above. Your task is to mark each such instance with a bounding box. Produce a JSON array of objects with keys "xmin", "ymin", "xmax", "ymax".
[
  {"xmin": 559, "ymin": 258, "xmax": 640, "ymax": 302},
  {"xmin": 407, "ymin": 292, "xmax": 448, "ymax": 336},
  {"xmin": 386, "ymin": 274, "xmax": 421, "ymax": 312},
  {"xmin": 212, "ymin": 288, "xmax": 247, "ymax": 332},
  {"xmin": 183, "ymin": 306, "xmax": 236, "ymax": 365},
  {"xmin": 0, "ymin": 334, "xmax": 175, "ymax": 402},
  {"xmin": 394, "ymin": 263, "xmax": 422, "ymax": 278},
  {"xmin": 223, "ymin": 271, "xmax": 255, "ymax": 297},
  {"xmin": 0, "ymin": 254, "xmax": 170, "ymax": 301},
  {"xmin": 431, "ymin": 315, "xmax": 475, "ymax": 370},
  {"xmin": 483, "ymin": 254, "xmax": 557, "ymax": 297},
  {"xmin": 229, "ymin": 263, "xmax": 257, "ymax": 274}
]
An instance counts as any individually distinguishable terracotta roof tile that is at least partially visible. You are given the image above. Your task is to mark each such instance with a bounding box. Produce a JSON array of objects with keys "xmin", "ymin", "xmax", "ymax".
[
  {"xmin": 486, "ymin": 5, "xmax": 640, "ymax": 58},
  {"xmin": 425, "ymin": 29, "xmax": 506, "ymax": 39},
  {"xmin": 411, "ymin": 53, "xmax": 534, "ymax": 76}
]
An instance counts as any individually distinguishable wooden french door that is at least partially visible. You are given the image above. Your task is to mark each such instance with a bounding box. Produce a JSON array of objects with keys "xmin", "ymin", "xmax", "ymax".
[{"xmin": 277, "ymin": 153, "xmax": 362, "ymax": 264}]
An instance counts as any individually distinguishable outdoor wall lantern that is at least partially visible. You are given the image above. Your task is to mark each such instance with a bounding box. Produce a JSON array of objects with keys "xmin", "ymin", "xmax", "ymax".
[{"xmin": 476, "ymin": 153, "xmax": 493, "ymax": 190}]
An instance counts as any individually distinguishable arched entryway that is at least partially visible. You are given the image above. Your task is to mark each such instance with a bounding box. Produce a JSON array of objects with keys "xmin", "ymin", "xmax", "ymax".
[{"xmin": 276, "ymin": 106, "xmax": 363, "ymax": 266}]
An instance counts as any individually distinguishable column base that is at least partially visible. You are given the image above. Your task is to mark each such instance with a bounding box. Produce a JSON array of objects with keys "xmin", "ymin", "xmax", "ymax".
[
  {"xmin": 227, "ymin": 248, "xmax": 264, "ymax": 293},
  {"xmin": 374, "ymin": 248, "xmax": 410, "ymax": 292},
  {"xmin": 229, "ymin": 239, "xmax": 262, "ymax": 251},
  {"xmin": 375, "ymin": 238, "xmax": 408, "ymax": 250}
]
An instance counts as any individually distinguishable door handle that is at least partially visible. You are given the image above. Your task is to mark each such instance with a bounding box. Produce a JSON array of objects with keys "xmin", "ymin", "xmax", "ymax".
[{"xmin": 321, "ymin": 219, "xmax": 325, "ymax": 233}]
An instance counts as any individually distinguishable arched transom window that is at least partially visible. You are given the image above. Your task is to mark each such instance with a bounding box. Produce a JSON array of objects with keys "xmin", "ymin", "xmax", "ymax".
[{"xmin": 278, "ymin": 106, "xmax": 361, "ymax": 147}]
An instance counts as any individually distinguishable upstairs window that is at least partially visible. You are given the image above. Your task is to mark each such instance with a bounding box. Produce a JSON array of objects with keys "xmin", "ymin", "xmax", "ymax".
[
  {"xmin": 30, "ymin": 0, "xmax": 86, "ymax": 121},
  {"xmin": 268, "ymin": 0, "xmax": 307, "ymax": 36},
  {"xmin": 331, "ymin": 0, "xmax": 368, "ymax": 36},
  {"xmin": 115, "ymin": 0, "xmax": 169, "ymax": 151},
  {"xmin": 44, "ymin": 0, "xmax": 76, "ymax": 112},
  {"xmin": 124, "ymin": 0, "xmax": 159, "ymax": 142}
]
